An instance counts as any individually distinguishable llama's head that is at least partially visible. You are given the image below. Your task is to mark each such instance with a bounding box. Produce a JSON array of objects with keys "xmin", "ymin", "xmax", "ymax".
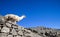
[{"xmin": 4, "ymin": 14, "xmax": 26, "ymax": 22}]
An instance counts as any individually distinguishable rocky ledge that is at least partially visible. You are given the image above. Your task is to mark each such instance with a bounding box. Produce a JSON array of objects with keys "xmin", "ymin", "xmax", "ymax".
[
  {"xmin": 0, "ymin": 15, "xmax": 42, "ymax": 37},
  {"xmin": 0, "ymin": 15, "xmax": 60, "ymax": 37}
]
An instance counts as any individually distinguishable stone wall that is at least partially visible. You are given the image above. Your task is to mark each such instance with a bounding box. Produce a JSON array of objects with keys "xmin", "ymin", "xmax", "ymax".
[
  {"xmin": 0, "ymin": 16, "xmax": 42, "ymax": 37},
  {"xmin": 0, "ymin": 15, "xmax": 60, "ymax": 37}
]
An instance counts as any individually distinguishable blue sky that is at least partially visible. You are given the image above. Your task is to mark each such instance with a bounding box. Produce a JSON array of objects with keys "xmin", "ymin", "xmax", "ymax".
[{"xmin": 0, "ymin": 0, "xmax": 60, "ymax": 29}]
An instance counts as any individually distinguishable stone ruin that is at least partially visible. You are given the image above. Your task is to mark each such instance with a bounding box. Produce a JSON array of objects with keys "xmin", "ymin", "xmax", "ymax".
[{"xmin": 0, "ymin": 14, "xmax": 42, "ymax": 37}]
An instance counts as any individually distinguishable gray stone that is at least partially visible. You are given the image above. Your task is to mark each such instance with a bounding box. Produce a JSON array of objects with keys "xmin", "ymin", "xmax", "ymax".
[
  {"xmin": 12, "ymin": 25, "xmax": 18, "ymax": 29},
  {"xmin": 33, "ymin": 34, "xmax": 42, "ymax": 37},
  {"xmin": 18, "ymin": 30, "xmax": 23, "ymax": 36},
  {"xmin": 11, "ymin": 28, "xmax": 17, "ymax": 35},
  {"xmin": 22, "ymin": 36, "xmax": 25, "ymax": 37},
  {"xmin": 24, "ymin": 33, "xmax": 33, "ymax": 37},
  {"xmin": 18, "ymin": 26, "xmax": 24, "ymax": 31},
  {"xmin": 6, "ymin": 23, "xmax": 11, "ymax": 27},
  {"xmin": 0, "ymin": 33, "xmax": 7, "ymax": 37},
  {"xmin": 24, "ymin": 29, "xmax": 31, "ymax": 33},
  {"xmin": 7, "ymin": 35, "xmax": 13, "ymax": 37},
  {"xmin": 16, "ymin": 35, "xmax": 21, "ymax": 37},
  {"xmin": 0, "ymin": 16, "xmax": 5, "ymax": 24},
  {"xmin": 1, "ymin": 27, "xmax": 10, "ymax": 33},
  {"xmin": 0, "ymin": 26, "xmax": 1, "ymax": 30}
]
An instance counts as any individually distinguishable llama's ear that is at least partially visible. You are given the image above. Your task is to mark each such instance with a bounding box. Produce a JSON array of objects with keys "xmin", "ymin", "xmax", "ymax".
[
  {"xmin": 19, "ymin": 15, "xmax": 26, "ymax": 21},
  {"xmin": 21, "ymin": 15, "xmax": 26, "ymax": 18},
  {"xmin": 4, "ymin": 16, "xmax": 8, "ymax": 19}
]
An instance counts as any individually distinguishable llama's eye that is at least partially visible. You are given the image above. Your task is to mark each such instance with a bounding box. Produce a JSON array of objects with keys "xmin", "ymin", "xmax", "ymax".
[{"xmin": 10, "ymin": 18, "xmax": 13, "ymax": 19}]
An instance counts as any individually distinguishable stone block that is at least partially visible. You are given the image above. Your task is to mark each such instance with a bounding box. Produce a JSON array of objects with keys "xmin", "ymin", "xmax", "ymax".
[
  {"xmin": 18, "ymin": 30, "xmax": 23, "ymax": 36},
  {"xmin": 1, "ymin": 27, "xmax": 10, "ymax": 33},
  {"xmin": 7, "ymin": 35, "xmax": 13, "ymax": 37},
  {"xmin": 11, "ymin": 28, "xmax": 17, "ymax": 35},
  {"xmin": 0, "ymin": 33, "xmax": 7, "ymax": 37},
  {"xmin": 6, "ymin": 23, "xmax": 11, "ymax": 27}
]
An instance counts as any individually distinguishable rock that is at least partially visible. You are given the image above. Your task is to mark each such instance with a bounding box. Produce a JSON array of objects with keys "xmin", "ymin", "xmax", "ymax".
[
  {"xmin": 6, "ymin": 23, "xmax": 11, "ymax": 27},
  {"xmin": 7, "ymin": 35, "xmax": 13, "ymax": 37},
  {"xmin": 11, "ymin": 28, "xmax": 17, "ymax": 35},
  {"xmin": 24, "ymin": 33, "xmax": 33, "ymax": 37},
  {"xmin": 0, "ymin": 33, "xmax": 7, "ymax": 37},
  {"xmin": 0, "ymin": 16, "xmax": 5, "ymax": 24},
  {"xmin": 0, "ymin": 26, "xmax": 1, "ymax": 30},
  {"xmin": 16, "ymin": 35, "xmax": 21, "ymax": 37},
  {"xmin": 12, "ymin": 25, "xmax": 18, "ymax": 29},
  {"xmin": 1, "ymin": 27, "xmax": 10, "ymax": 33},
  {"xmin": 33, "ymin": 34, "xmax": 42, "ymax": 37},
  {"xmin": 18, "ymin": 26, "xmax": 24, "ymax": 31},
  {"xmin": 18, "ymin": 30, "xmax": 23, "ymax": 36},
  {"xmin": 24, "ymin": 29, "xmax": 32, "ymax": 33}
]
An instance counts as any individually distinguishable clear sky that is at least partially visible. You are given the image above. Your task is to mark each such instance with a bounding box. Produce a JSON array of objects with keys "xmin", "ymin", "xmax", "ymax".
[{"xmin": 0, "ymin": 0, "xmax": 60, "ymax": 29}]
